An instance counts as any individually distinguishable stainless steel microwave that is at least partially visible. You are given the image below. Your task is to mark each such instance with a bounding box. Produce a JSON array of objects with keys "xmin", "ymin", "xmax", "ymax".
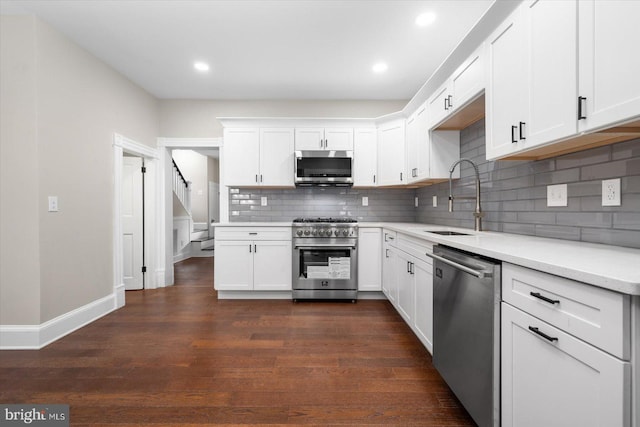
[{"xmin": 294, "ymin": 150, "xmax": 353, "ymax": 187}]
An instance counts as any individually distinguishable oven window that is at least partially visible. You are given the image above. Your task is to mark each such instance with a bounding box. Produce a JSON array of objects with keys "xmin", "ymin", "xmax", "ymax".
[
  {"xmin": 298, "ymin": 248, "xmax": 352, "ymax": 279},
  {"xmin": 296, "ymin": 157, "xmax": 351, "ymax": 178}
]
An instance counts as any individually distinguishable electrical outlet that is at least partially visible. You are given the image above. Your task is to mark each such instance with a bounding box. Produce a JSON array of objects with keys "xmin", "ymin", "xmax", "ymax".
[
  {"xmin": 602, "ymin": 178, "xmax": 621, "ymax": 206},
  {"xmin": 414, "ymin": 197, "xmax": 419, "ymax": 207},
  {"xmin": 261, "ymin": 196, "xmax": 268, "ymax": 206},
  {"xmin": 547, "ymin": 184, "xmax": 567, "ymax": 207},
  {"xmin": 432, "ymin": 195, "xmax": 437, "ymax": 207},
  {"xmin": 48, "ymin": 196, "xmax": 59, "ymax": 212},
  {"xmin": 362, "ymin": 196, "xmax": 368, "ymax": 206}
]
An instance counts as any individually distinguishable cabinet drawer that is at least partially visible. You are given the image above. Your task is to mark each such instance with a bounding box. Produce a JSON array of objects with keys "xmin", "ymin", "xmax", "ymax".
[
  {"xmin": 396, "ymin": 234, "xmax": 434, "ymax": 264},
  {"xmin": 215, "ymin": 227, "xmax": 291, "ymax": 241},
  {"xmin": 502, "ymin": 263, "xmax": 631, "ymax": 359},
  {"xmin": 382, "ymin": 229, "xmax": 397, "ymax": 246}
]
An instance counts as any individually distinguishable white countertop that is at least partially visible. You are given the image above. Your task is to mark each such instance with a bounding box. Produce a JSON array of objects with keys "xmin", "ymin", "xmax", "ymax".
[{"xmin": 214, "ymin": 222, "xmax": 640, "ymax": 295}]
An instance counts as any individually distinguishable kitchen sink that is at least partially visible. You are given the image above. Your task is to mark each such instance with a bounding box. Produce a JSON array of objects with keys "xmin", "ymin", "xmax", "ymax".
[{"xmin": 427, "ymin": 231, "xmax": 472, "ymax": 236}]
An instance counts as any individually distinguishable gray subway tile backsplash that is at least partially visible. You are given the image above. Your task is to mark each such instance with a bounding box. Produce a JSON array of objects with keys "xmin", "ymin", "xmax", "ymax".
[{"xmin": 229, "ymin": 118, "xmax": 640, "ymax": 249}]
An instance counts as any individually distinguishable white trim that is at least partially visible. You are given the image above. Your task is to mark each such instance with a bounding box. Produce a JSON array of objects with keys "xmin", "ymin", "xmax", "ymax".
[
  {"xmin": 157, "ymin": 137, "xmax": 221, "ymax": 287},
  {"xmin": 216, "ymin": 117, "xmax": 377, "ymax": 128},
  {"xmin": 0, "ymin": 293, "xmax": 116, "ymax": 350},
  {"xmin": 115, "ymin": 133, "xmax": 158, "ymax": 158},
  {"xmin": 115, "ymin": 283, "xmax": 125, "ymax": 308}
]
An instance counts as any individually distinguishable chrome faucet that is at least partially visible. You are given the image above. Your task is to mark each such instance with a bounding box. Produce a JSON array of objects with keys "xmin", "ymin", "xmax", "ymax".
[{"xmin": 448, "ymin": 158, "xmax": 484, "ymax": 232}]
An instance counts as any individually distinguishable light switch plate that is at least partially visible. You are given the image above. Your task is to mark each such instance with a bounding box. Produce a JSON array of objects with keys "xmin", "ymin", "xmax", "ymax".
[
  {"xmin": 602, "ymin": 178, "xmax": 621, "ymax": 206},
  {"xmin": 261, "ymin": 196, "xmax": 268, "ymax": 206},
  {"xmin": 362, "ymin": 196, "xmax": 368, "ymax": 206},
  {"xmin": 414, "ymin": 197, "xmax": 419, "ymax": 207},
  {"xmin": 432, "ymin": 195, "xmax": 437, "ymax": 207},
  {"xmin": 547, "ymin": 184, "xmax": 568, "ymax": 207}
]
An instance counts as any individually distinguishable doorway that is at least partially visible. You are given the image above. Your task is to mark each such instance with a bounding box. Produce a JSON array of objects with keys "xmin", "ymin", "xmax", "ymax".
[{"xmin": 122, "ymin": 155, "xmax": 145, "ymax": 290}]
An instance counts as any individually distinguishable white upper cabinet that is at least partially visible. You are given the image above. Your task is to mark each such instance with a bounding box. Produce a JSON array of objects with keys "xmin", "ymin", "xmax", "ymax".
[
  {"xmin": 487, "ymin": 0, "xmax": 640, "ymax": 160},
  {"xmin": 578, "ymin": 0, "xmax": 640, "ymax": 132},
  {"xmin": 294, "ymin": 128, "xmax": 354, "ymax": 151},
  {"xmin": 259, "ymin": 128, "xmax": 295, "ymax": 186},
  {"xmin": 487, "ymin": 1, "xmax": 577, "ymax": 159},
  {"xmin": 377, "ymin": 118, "xmax": 406, "ymax": 186},
  {"xmin": 406, "ymin": 102, "xmax": 430, "ymax": 183},
  {"xmin": 223, "ymin": 128, "xmax": 261, "ymax": 186},
  {"xmin": 427, "ymin": 44, "xmax": 485, "ymax": 130},
  {"xmin": 353, "ymin": 128, "xmax": 378, "ymax": 187},
  {"xmin": 224, "ymin": 127, "xmax": 294, "ymax": 187}
]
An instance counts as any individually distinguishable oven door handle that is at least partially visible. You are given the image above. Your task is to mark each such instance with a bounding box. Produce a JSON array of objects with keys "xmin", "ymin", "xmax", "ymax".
[{"xmin": 295, "ymin": 244, "xmax": 356, "ymax": 249}]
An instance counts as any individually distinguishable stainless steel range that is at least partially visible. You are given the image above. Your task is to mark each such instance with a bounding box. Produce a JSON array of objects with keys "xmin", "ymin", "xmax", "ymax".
[{"xmin": 292, "ymin": 217, "xmax": 358, "ymax": 301}]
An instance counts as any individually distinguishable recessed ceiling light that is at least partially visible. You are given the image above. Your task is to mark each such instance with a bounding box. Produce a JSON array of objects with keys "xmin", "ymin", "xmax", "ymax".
[
  {"xmin": 372, "ymin": 62, "xmax": 388, "ymax": 73},
  {"xmin": 194, "ymin": 61, "xmax": 210, "ymax": 72},
  {"xmin": 415, "ymin": 12, "xmax": 436, "ymax": 27}
]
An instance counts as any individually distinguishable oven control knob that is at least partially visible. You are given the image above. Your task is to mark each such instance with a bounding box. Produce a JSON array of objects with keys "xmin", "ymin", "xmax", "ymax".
[
  {"xmin": 319, "ymin": 230, "xmax": 325, "ymax": 236},
  {"xmin": 342, "ymin": 230, "xmax": 348, "ymax": 236},
  {"xmin": 311, "ymin": 230, "xmax": 317, "ymax": 236},
  {"xmin": 334, "ymin": 230, "xmax": 339, "ymax": 236},
  {"xmin": 297, "ymin": 230, "xmax": 303, "ymax": 236},
  {"xmin": 304, "ymin": 230, "xmax": 310, "ymax": 236}
]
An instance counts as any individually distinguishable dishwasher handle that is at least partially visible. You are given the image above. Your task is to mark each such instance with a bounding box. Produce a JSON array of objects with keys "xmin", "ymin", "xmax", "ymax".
[{"xmin": 425, "ymin": 252, "xmax": 491, "ymax": 279}]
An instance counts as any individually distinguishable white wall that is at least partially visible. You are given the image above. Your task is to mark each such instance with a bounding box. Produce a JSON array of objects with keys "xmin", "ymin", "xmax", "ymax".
[
  {"xmin": 0, "ymin": 16, "xmax": 160, "ymax": 326},
  {"xmin": 159, "ymin": 99, "xmax": 408, "ymax": 138},
  {"xmin": 0, "ymin": 16, "xmax": 41, "ymax": 325}
]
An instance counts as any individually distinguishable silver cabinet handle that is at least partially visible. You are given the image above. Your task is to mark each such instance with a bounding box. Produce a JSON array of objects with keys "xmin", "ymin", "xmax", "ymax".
[{"xmin": 424, "ymin": 252, "xmax": 490, "ymax": 278}]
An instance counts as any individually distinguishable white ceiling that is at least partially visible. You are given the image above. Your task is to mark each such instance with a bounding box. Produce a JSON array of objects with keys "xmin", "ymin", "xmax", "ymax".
[{"xmin": 0, "ymin": 0, "xmax": 494, "ymax": 100}]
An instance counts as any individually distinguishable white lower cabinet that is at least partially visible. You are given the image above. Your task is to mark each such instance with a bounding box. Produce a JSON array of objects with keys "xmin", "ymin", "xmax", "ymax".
[
  {"xmin": 214, "ymin": 227, "xmax": 291, "ymax": 291},
  {"xmin": 358, "ymin": 228, "xmax": 382, "ymax": 291},
  {"xmin": 501, "ymin": 263, "xmax": 631, "ymax": 427},
  {"xmin": 502, "ymin": 303, "xmax": 630, "ymax": 427},
  {"xmin": 381, "ymin": 230, "xmax": 434, "ymax": 353}
]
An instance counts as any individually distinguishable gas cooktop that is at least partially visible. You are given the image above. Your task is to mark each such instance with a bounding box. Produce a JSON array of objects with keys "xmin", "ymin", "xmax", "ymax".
[{"xmin": 293, "ymin": 217, "xmax": 357, "ymax": 224}]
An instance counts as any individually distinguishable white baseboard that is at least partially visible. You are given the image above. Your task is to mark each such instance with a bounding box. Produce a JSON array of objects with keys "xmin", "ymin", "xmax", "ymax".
[
  {"xmin": 173, "ymin": 250, "xmax": 191, "ymax": 264},
  {"xmin": 155, "ymin": 268, "xmax": 166, "ymax": 288},
  {"xmin": 0, "ymin": 293, "xmax": 117, "ymax": 350},
  {"xmin": 115, "ymin": 283, "xmax": 125, "ymax": 308},
  {"xmin": 357, "ymin": 291, "xmax": 386, "ymax": 300}
]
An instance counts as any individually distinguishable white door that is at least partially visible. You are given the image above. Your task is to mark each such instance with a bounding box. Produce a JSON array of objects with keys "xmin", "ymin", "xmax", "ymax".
[
  {"xmin": 253, "ymin": 241, "xmax": 292, "ymax": 291},
  {"xmin": 426, "ymin": 82, "xmax": 450, "ymax": 128},
  {"xmin": 396, "ymin": 253, "xmax": 415, "ymax": 325},
  {"xmin": 259, "ymin": 128, "xmax": 295, "ymax": 186},
  {"xmin": 223, "ymin": 128, "xmax": 260, "ymax": 186},
  {"xmin": 122, "ymin": 156, "xmax": 144, "ymax": 290},
  {"xmin": 578, "ymin": 0, "xmax": 640, "ymax": 132},
  {"xmin": 413, "ymin": 258, "xmax": 433, "ymax": 354},
  {"xmin": 377, "ymin": 120, "xmax": 406, "ymax": 186},
  {"xmin": 294, "ymin": 128, "xmax": 325, "ymax": 150},
  {"xmin": 450, "ymin": 45, "xmax": 484, "ymax": 111},
  {"xmin": 382, "ymin": 245, "xmax": 398, "ymax": 304},
  {"xmin": 525, "ymin": 0, "xmax": 577, "ymax": 146},
  {"xmin": 353, "ymin": 128, "xmax": 377, "ymax": 187},
  {"xmin": 486, "ymin": 6, "xmax": 526, "ymax": 160},
  {"xmin": 214, "ymin": 240, "xmax": 253, "ymax": 290},
  {"xmin": 208, "ymin": 181, "xmax": 219, "ymax": 235},
  {"xmin": 501, "ymin": 303, "xmax": 630, "ymax": 427},
  {"xmin": 324, "ymin": 128, "xmax": 354, "ymax": 150},
  {"xmin": 357, "ymin": 228, "xmax": 382, "ymax": 291}
]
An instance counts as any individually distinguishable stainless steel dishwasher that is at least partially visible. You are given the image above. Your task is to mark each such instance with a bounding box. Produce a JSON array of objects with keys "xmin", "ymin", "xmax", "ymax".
[{"xmin": 427, "ymin": 245, "xmax": 501, "ymax": 427}]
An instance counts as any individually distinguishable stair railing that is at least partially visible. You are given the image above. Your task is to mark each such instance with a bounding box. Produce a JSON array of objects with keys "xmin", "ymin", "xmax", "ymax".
[{"xmin": 172, "ymin": 159, "xmax": 191, "ymax": 214}]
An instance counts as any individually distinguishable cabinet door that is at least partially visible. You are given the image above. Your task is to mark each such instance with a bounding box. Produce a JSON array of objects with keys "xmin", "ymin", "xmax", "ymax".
[
  {"xmin": 259, "ymin": 128, "xmax": 295, "ymax": 187},
  {"xmin": 382, "ymin": 246, "xmax": 398, "ymax": 304},
  {"xmin": 427, "ymin": 82, "xmax": 450, "ymax": 128},
  {"xmin": 357, "ymin": 228, "xmax": 382, "ymax": 291},
  {"xmin": 396, "ymin": 253, "xmax": 415, "ymax": 325},
  {"xmin": 295, "ymin": 128, "xmax": 325, "ymax": 150},
  {"xmin": 486, "ymin": 7, "xmax": 526, "ymax": 160},
  {"xmin": 413, "ymin": 258, "xmax": 433, "ymax": 354},
  {"xmin": 502, "ymin": 303, "xmax": 630, "ymax": 427},
  {"xmin": 377, "ymin": 120, "xmax": 406, "ymax": 186},
  {"xmin": 450, "ymin": 45, "xmax": 485, "ymax": 111},
  {"xmin": 223, "ymin": 128, "xmax": 260, "ymax": 186},
  {"xmin": 578, "ymin": 0, "xmax": 640, "ymax": 132},
  {"xmin": 324, "ymin": 128, "xmax": 354, "ymax": 151},
  {"xmin": 214, "ymin": 240, "xmax": 254, "ymax": 290},
  {"xmin": 353, "ymin": 128, "xmax": 378, "ymax": 187},
  {"xmin": 253, "ymin": 240, "xmax": 292, "ymax": 291},
  {"xmin": 524, "ymin": 0, "xmax": 577, "ymax": 146},
  {"xmin": 407, "ymin": 104, "xmax": 431, "ymax": 183}
]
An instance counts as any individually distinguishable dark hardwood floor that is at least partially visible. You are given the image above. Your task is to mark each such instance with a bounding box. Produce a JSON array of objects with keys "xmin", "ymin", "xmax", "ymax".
[{"xmin": 0, "ymin": 257, "xmax": 475, "ymax": 426}]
